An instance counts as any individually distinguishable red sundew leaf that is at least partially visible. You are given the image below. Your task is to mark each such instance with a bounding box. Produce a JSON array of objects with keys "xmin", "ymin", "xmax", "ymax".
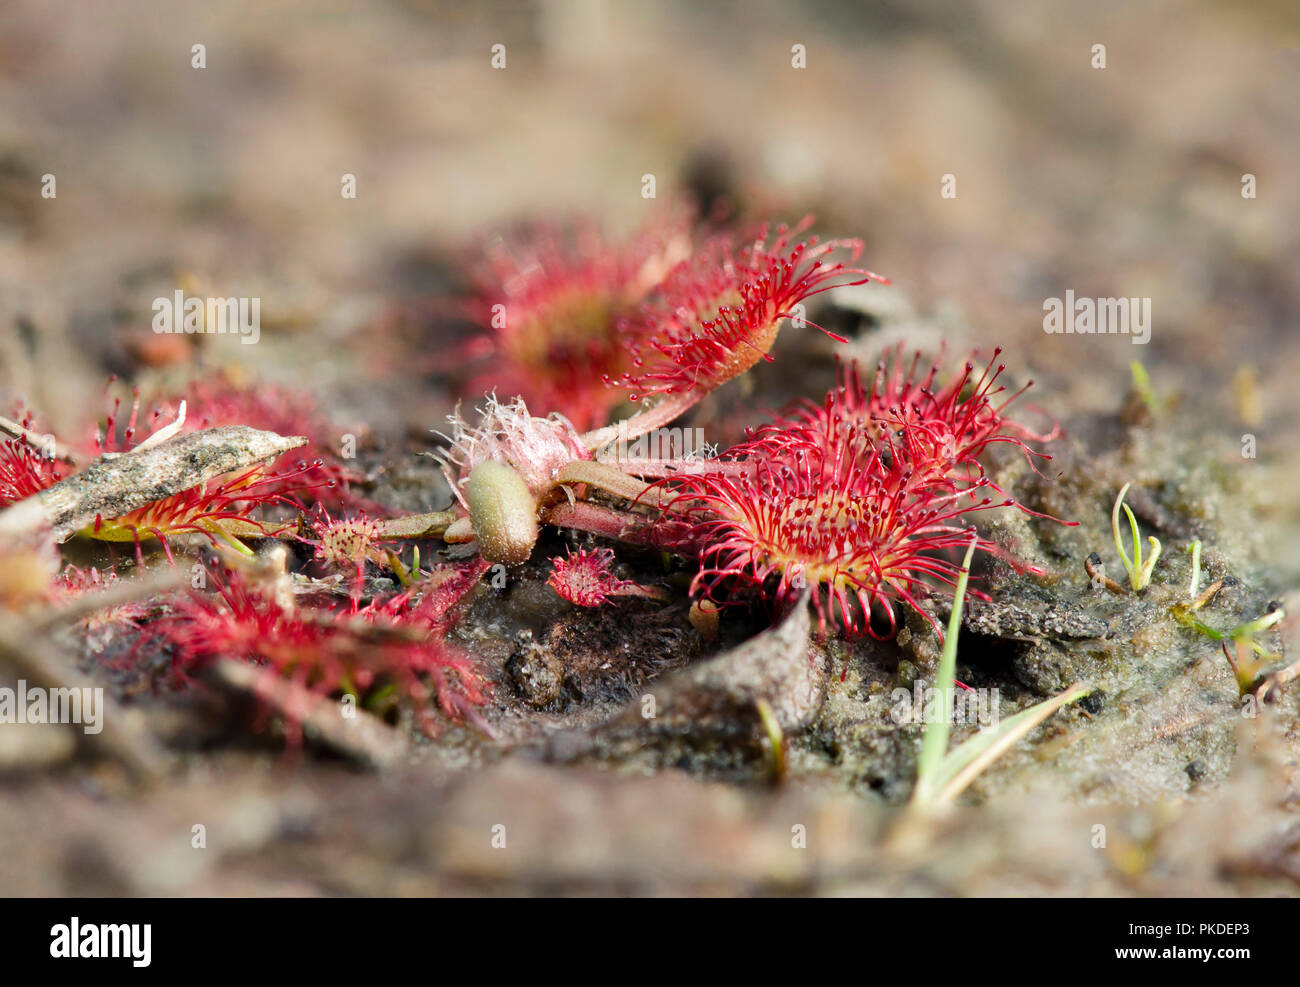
[
  {"xmin": 613, "ymin": 217, "xmax": 886, "ymax": 403},
  {"xmin": 92, "ymin": 382, "xmax": 163, "ymax": 456},
  {"xmin": 92, "ymin": 376, "xmax": 372, "ymax": 512},
  {"xmin": 138, "ymin": 565, "xmax": 490, "ymax": 740},
  {"xmin": 51, "ymin": 564, "xmax": 153, "ymax": 626},
  {"xmin": 367, "ymin": 557, "xmax": 492, "ymax": 631},
  {"xmin": 652, "ymin": 346, "xmax": 1075, "ymax": 639},
  {"xmin": 413, "ymin": 557, "xmax": 493, "ymax": 627},
  {"xmin": 464, "ymin": 210, "xmax": 692, "ymax": 431},
  {"xmin": 0, "ymin": 430, "xmax": 63, "ymax": 507},
  {"xmin": 298, "ymin": 509, "xmax": 398, "ymax": 609},
  {"xmin": 89, "ymin": 459, "xmax": 324, "ymax": 562},
  {"xmin": 765, "ymin": 345, "xmax": 1069, "ymax": 521},
  {"xmin": 658, "ymin": 418, "xmax": 1017, "ymax": 640},
  {"xmin": 307, "ymin": 513, "xmax": 387, "ymax": 568},
  {"xmin": 546, "ymin": 546, "xmax": 653, "ymax": 607}
]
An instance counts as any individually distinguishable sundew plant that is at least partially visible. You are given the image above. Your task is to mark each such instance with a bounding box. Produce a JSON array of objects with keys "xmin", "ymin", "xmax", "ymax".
[{"xmin": 0, "ymin": 208, "xmax": 1070, "ymax": 738}]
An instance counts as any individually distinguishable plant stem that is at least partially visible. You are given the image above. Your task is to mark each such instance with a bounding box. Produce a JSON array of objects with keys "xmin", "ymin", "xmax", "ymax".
[
  {"xmin": 598, "ymin": 456, "xmax": 756, "ymax": 480},
  {"xmin": 378, "ymin": 510, "xmax": 458, "ymax": 539},
  {"xmin": 580, "ymin": 391, "xmax": 701, "ymax": 452},
  {"xmin": 1187, "ymin": 539, "xmax": 1202, "ymax": 599},
  {"xmin": 544, "ymin": 500, "xmax": 656, "ymax": 544},
  {"xmin": 555, "ymin": 461, "xmax": 664, "ymax": 506}
]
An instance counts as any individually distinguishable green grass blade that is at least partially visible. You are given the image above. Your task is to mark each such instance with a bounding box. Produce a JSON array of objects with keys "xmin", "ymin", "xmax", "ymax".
[
  {"xmin": 930, "ymin": 683, "xmax": 1091, "ymax": 805},
  {"xmin": 1112, "ymin": 482, "xmax": 1135, "ymax": 587},
  {"xmin": 1123, "ymin": 503, "xmax": 1143, "ymax": 576},
  {"xmin": 912, "ymin": 533, "xmax": 979, "ymax": 805},
  {"xmin": 1130, "ymin": 360, "xmax": 1158, "ymax": 413}
]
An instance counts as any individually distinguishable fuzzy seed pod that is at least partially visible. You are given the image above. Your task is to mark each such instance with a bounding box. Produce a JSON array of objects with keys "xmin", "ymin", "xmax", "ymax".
[
  {"xmin": 689, "ymin": 598, "xmax": 720, "ymax": 641},
  {"xmin": 465, "ymin": 460, "xmax": 538, "ymax": 565}
]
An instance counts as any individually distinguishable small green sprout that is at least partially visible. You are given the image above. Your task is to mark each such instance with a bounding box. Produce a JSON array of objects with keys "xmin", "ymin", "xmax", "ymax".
[
  {"xmin": 1186, "ymin": 539, "xmax": 1202, "ymax": 599},
  {"xmin": 1173, "ymin": 601, "xmax": 1284, "ymax": 650},
  {"xmin": 1172, "ymin": 582, "xmax": 1286, "ymax": 697},
  {"xmin": 1231, "ymin": 607, "xmax": 1286, "ymax": 639},
  {"xmin": 1222, "ymin": 641, "xmax": 1268, "ymax": 699},
  {"xmin": 1220, "ymin": 615, "xmax": 1288, "ymax": 699},
  {"xmin": 1130, "ymin": 360, "xmax": 1160, "ymax": 416},
  {"xmin": 384, "ymin": 544, "xmax": 423, "ymax": 588},
  {"xmin": 1112, "ymin": 482, "xmax": 1161, "ymax": 591},
  {"xmin": 754, "ymin": 698, "xmax": 786, "ymax": 784}
]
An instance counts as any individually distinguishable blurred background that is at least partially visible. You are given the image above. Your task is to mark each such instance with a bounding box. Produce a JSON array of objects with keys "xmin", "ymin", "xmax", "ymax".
[{"xmin": 3, "ymin": 0, "xmax": 1297, "ymax": 438}]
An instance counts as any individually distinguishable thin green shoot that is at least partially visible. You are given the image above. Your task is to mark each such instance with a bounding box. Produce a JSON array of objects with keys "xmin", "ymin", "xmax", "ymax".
[
  {"xmin": 1112, "ymin": 482, "xmax": 1161, "ymax": 591},
  {"xmin": 755, "ymin": 698, "xmax": 786, "ymax": 784},
  {"xmin": 1172, "ymin": 600, "xmax": 1285, "ymax": 659},
  {"xmin": 1130, "ymin": 360, "xmax": 1159, "ymax": 415},
  {"xmin": 908, "ymin": 532, "xmax": 1092, "ymax": 810},
  {"xmin": 924, "ymin": 682, "xmax": 1090, "ymax": 806},
  {"xmin": 912, "ymin": 532, "xmax": 979, "ymax": 805}
]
